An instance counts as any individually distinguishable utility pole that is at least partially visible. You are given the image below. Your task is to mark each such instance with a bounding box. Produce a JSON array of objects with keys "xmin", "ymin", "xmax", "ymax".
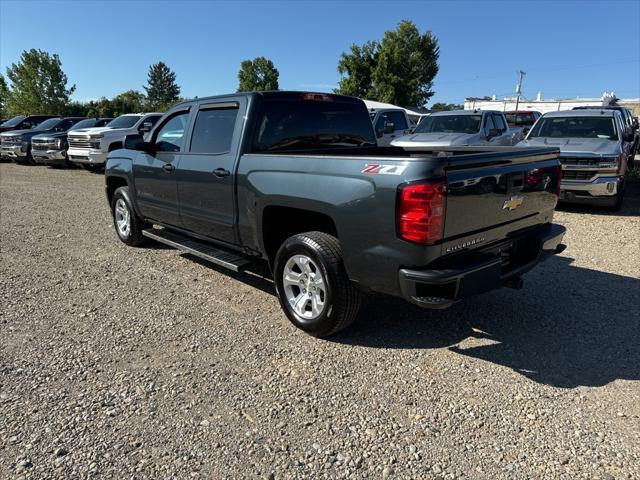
[{"xmin": 514, "ymin": 70, "xmax": 526, "ymax": 113}]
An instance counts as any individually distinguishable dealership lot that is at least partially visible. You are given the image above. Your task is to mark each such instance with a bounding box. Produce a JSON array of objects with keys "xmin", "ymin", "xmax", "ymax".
[{"xmin": 1, "ymin": 163, "xmax": 639, "ymax": 479}]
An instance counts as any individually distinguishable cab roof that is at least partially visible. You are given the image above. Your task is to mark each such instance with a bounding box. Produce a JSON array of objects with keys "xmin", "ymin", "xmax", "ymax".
[{"xmin": 543, "ymin": 109, "xmax": 617, "ymax": 118}]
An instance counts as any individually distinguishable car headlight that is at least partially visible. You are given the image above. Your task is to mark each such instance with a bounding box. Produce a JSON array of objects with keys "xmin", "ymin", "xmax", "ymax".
[{"xmin": 89, "ymin": 134, "xmax": 103, "ymax": 149}]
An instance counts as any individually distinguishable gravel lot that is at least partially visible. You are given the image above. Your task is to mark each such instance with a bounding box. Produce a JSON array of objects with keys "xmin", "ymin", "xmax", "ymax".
[{"xmin": 1, "ymin": 161, "xmax": 639, "ymax": 479}]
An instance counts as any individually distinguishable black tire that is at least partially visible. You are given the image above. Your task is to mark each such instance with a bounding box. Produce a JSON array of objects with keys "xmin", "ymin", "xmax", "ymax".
[
  {"xmin": 607, "ymin": 177, "xmax": 626, "ymax": 212},
  {"xmin": 273, "ymin": 231, "xmax": 361, "ymax": 337},
  {"xmin": 111, "ymin": 186, "xmax": 147, "ymax": 246},
  {"xmin": 26, "ymin": 149, "xmax": 36, "ymax": 166}
]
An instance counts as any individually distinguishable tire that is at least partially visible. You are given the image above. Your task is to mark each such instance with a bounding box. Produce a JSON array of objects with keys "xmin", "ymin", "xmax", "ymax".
[
  {"xmin": 26, "ymin": 149, "xmax": 36, "ymax": 166},
  {"xmin": 111, "ymin": 186, "xmax": 147, "ymax": 246},
  {"xmin": 273, "ymin": 231, "xmax": 361, "ymax": 337}
]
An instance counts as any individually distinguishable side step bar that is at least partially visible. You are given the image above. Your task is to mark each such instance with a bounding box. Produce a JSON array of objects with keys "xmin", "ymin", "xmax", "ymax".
[{"xmin": 142, "ymin": 228, "xmax": 252, "ymax": 272}]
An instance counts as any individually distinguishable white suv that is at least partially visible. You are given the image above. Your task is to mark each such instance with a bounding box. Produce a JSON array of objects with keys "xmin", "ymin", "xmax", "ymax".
[{"xmin": 67, "ymin": 113, "xmax": 162, "ymax": 169}]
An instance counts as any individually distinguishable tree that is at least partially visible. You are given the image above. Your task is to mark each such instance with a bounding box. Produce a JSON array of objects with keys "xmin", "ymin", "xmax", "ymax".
[
  {"xmin": 335, "ymin": 41, "xmax": 378, "ymax": 99},
  {"xmin": 430, "ymin": 102, "xmax": 463, "ymax": 112},
  {"xmin": 111, "ymin": 90, "xmax": 147, "ymax": 115},
  {"xmin": 335, "ymin": 21, "xmax": 439, "ymax": 107},
  {"xmin": 237, "ymin": 57, "xmax": 279, "ymax": 92},
  {"xmin": 144, "ymin": 61, "xmax": 180, "ymax": 111},
  {"xmin": 0, "ymin": 74, "xmax": 9, "ymax": 118},
  {"xmin": 4, "ymin": 49, "xmax": 75, "ymax": 116}
]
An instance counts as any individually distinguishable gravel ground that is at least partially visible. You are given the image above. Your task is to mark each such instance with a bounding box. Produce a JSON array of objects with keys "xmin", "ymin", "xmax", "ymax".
[{"xmin": 1, "ymin": 161, "xmax": 639, "ymax": 480}]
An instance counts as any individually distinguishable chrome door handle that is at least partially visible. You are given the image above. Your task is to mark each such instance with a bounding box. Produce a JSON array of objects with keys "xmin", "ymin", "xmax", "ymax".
[{"xmin": 163, "ymin": 163, "xmax": 175, "ymax": 172}]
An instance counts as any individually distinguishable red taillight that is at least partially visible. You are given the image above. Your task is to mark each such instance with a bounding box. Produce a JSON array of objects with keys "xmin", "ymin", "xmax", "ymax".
[
  {"xmin": 397, "ymin": 181, "xmax": 446, "ymax": 244},
  {"xmin": 555, "ymin": 164, "xmax": 563, "ymax": 197}
]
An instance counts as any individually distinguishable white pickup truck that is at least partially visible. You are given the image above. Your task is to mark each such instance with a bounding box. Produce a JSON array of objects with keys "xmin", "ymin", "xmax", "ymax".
[{"xmin": 67, "ymin": 113, "xmax": 162, "ymax": 170}]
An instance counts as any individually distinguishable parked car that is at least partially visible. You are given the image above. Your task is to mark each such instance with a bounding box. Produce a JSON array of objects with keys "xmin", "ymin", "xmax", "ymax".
[
  {"xmin": 32, "ymin": 118, "xmax": 113, "ymax": 167},
  {"xmin": 369, "ymin": 108, "xmax": 413, "ymax": 146},
  {"xmin": 105, "ymin": 91, "xmax": 565, "ymax": 338},
  {"xmin": 504, "ymin": 110, "xmax": 541, "ymax": 134},
  {"xmin": 0, "ymin": 114, "xmax": 55, "ymax": 134},
  {"xmin": 574, "ymin": 105, "xmax": 639, "ymax": 157},
  {"xmin": 391, "ymin": 110, "xmax": 523, "ymax": 149},
  {"xmin": 0, "ymin": 117, "xmax": 85, "ymax": 165},
  {"xmin": 517, "ymin": 109, "xmax": 635, "ymax": 210},
  {"xmin": 67, "ymin": 113, "xmax": 162, "ymax": 170}
]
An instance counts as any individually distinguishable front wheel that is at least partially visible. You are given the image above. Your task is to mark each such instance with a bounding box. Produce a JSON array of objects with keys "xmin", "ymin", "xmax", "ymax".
[
  {"xmin": 273, "ymin": 231, "xmax": 362, "ymax": 337},
  {"xmin": 111, "ymin": 186, "xmax": 147, "ymax": 246}
]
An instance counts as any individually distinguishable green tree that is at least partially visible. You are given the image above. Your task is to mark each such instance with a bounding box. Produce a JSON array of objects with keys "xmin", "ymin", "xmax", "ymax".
[
  {"xmin": 430, "ymin": 102, "xmax": 463, "ymax": 112},
  {"xmin": 4, "ymin": 49, "xmax": 75, "ymax": 116},
  {"xmin": 335, "ymin": 41, "xmax": 378, "ymax": 98},
  {"xmin": 372, "ymin": 21, "xmax": 439, "ymax": 106},
  {"xmin": 143, "ymin": 61, "xmax": 180, "ymax": 111},
  {"xmin": 0, "ymin": 74, "xmax": 9, "ymax": 118},
  {"xmin": 335, "ymin": 21, "xmax": 439, "ymax": 107},
  {"xmin": 237, "ymin": 57, "xmax": 279, "ymax": 92},
  {"xmin": 111, "ymin": 90, "xmax": 146, "ymax": 115}
]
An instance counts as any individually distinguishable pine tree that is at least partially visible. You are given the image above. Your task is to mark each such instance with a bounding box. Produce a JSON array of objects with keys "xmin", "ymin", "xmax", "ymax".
[{"xmin": 144, "ymin": 62, "xmax": 181, "ymax": 111}]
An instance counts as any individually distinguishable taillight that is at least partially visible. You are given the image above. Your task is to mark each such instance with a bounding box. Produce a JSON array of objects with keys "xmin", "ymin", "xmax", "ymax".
[
  {"xmin": 397, "ymin": 181, "xmax": 446, "ymax": 244},
  {"xmin": 555, "ymin": 164, "xmax": 563, "ymax": 197}
]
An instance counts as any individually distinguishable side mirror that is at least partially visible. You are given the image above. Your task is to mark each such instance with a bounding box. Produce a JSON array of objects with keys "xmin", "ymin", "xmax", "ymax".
[
  {"xmin": 383, "ymin": 122, "xmax": 395, "ymax": 134},
  {"xmin": 124, "ymin": 134, "xmax": 154, "ymax": 153},
  {"xmin": 139, "ymin": 121, "xmax": 153, "ymax": 133},
  {"xmin": 632, "ymin": 118, "xmax": 639, "ymax": 129}
]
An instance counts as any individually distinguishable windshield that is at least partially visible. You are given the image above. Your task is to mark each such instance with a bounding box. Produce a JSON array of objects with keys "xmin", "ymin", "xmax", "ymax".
[
  {"xmin": 252, "ymin": 96, "xmax": 377, "ymax": 152},
  {"xmin": 70, "ymin": 119, "xmax": 98, "ymax": 130},
  {"xmin": 1, "ymin": 115, "xmax": 26, "ymax": 127},
  {"xmin": 35, "ymin": 118, "xmax": 61, "ymax": 130},
  {"xmin": 414, "ymin": 114, "xmax": 482, "ymax": 134},
  {"xmin": 505, "ymin": 113, "xmax": 536, "ymax": 127},
  {"xmin": 106, "ymin": 115, "xmax": 140, "ymax": 129},
  {"xmin": 528, "ymin": 116, "xmax": 618, "ymax": 140}
]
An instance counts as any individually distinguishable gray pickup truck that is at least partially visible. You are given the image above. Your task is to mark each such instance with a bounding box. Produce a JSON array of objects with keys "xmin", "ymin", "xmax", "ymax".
[
  {"xmin": 517, "ymin": 109, "xmax": 635, "ymax": 209},
  {"xmin": 391, "ymin": 110, "xmax": 523, "ymax": 149},
  {"xmin": 105, "ymin": 91, "xmax": 566, "ymax": 337}
]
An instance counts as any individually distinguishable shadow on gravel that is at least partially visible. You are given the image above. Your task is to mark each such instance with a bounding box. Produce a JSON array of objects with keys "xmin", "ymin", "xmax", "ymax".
[
  {"xmin": 178, "ymin": 245, "xmax": 638, "ymax": 389},
  {"xmin": 331, "ymin": 256, "xmax": 640, "ymax": 389}
]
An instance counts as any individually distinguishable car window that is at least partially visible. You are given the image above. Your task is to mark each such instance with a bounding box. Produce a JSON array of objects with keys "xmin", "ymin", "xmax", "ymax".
[
  {"xmin": 153, "ymin": 112, "xmax": 189, "ymax": 152},
  {"xmin": 375, "ymin": 113, "xmax": 389, "ymax": 132},
  {"xmin": 493, "ymin": 114, "xmax": 506, "ymax": 131},
  {"xmin": 414, "ymin": 115, "xmax": 482, "ymax": 134},
  {"xmin": 484, "ymin": 115, "xmax": 495, "ymax": 132},
  {"xmin": 190, "ymin": 107, "xmax": 239, "ymax": 154},
  {"xmin": 387, "ymin": 111, "xmax": 408, "ymax": 130},
  {"xmin": 142, "ymin": 115, "xmax": 162, "ymax": 128}
]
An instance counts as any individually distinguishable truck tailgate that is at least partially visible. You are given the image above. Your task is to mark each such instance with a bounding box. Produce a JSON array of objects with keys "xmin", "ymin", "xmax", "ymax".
[{"xmin": 442, "ymin": 147, "xmax": 561, "ymax": 253}]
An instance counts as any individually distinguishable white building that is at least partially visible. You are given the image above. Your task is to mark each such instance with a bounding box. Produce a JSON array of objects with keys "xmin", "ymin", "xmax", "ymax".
[{"xmin": 464, "ymin": 91, "xmax": 639, "ymax": 115}]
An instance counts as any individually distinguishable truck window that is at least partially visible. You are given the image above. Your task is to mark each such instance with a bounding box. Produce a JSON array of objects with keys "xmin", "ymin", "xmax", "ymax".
[
  {"xmin": 414, "ymin": 114, "xmax": 482, "ymax": 134},
  {"xmin": 190, "ymin": 107, "xmax": 238, "ymax": 154},
  {"xmin": 252, "ymin": 96, "xmax": 376, "ymax": 152},
  {"xmin": 529, "ymin": 116, "xmax": 618, "ymax": 140},
  {"xmin": 484, "ymin": 115, "xmax": 495, "ymax": 132},
  {"xmin": 154, "ymin": 112, "xmax": 189, "ymax": 152},
  {"xmin": 386, "ymin": 111, "xmax": 408, "ymax": 130}
]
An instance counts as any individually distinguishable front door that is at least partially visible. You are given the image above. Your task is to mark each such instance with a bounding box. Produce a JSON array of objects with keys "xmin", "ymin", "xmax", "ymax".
[
  {"xmin": 133, "ymin": 109, "xmax": 190, "ymax": 226},
  {"xmin": 176, "ymin": 99, "xmax": 243, "ymax": 243}
]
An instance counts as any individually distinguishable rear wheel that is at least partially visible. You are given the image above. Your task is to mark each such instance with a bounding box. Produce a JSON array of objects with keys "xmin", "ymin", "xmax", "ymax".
[
  {"xmin": 111, "ymin": 186, "xmax": 147, "ymax": 246},
  {"xmin": 273, "ymin": 231, "xmax": 361, "ymax": 337}
]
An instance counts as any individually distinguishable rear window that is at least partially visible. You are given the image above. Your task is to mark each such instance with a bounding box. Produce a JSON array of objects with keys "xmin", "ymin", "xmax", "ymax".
[
  {"xmin": 528, "ymin": 116, "xmax": 618, "ymax": 140},
  {"xmin": 505, "ymin": 113, "xmax": 536, "ymax": 126},
  {"xmin": 415, "ymin": 114, "xmax": 482, "ymax": 134},
  {"xmin": 251, "ymin": 95, "xmax": 377, "ymax": 152}
]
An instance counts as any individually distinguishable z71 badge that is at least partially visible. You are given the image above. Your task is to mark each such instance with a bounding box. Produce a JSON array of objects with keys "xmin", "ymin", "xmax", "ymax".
[{"xmin": 361, "ymin": 164, "xmax": 407, "ymax": 175}]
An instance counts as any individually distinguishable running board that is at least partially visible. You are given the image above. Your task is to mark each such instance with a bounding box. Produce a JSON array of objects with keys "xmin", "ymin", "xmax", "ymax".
[{"xmin": 142, "ymin": 228, "xmax": 252, "ymax": 272}]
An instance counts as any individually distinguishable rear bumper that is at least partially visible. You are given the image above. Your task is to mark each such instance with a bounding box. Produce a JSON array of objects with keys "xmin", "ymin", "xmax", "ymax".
[{"xmin": 398, "ymin": 223, "xmax": 566, "ymax": 309}]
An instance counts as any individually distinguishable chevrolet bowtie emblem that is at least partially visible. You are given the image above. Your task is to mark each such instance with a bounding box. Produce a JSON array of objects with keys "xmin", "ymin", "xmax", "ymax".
[{"xmin": 503, "ymin": 195, "xmax": 524, "ymax": 211}]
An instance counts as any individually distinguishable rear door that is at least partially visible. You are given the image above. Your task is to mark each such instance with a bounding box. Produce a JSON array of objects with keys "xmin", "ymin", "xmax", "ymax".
[
  {"xmin": 133, "ymin": 108, "xmax": 190, "ymax": 226},
  {"xmin": 175, "ymin": 97, "xmax": 245, "ymax": 243}
]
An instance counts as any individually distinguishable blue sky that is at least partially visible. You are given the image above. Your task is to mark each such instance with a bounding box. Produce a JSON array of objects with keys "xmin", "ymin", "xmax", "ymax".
[{"xmin": 1, "ymin": 0, "xmax": 639, "ymax": 106}]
